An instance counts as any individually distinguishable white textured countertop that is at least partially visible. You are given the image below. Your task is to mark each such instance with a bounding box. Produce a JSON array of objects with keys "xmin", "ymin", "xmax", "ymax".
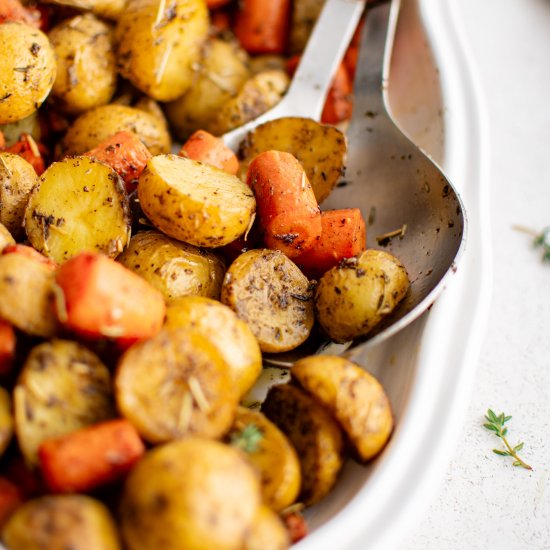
[{"xmin": 402, "ymin": 0, "xmax": 550, "ymax": 548}]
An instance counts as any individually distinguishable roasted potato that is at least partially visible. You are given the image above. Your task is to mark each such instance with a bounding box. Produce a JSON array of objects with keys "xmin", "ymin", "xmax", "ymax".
[
  {"xmin": 115, "ymin": 0, "xmax": 209, "ymax": 101},
  {"xmin": 117, "ymin": 231, "xmax": 225, "ymax": 301},
  {"xmin": 0, "ymin": 22, "xmax": 56, "ymax": 125},
  {"xmin": 42, "ymin": 0, "xmax": 126, "ymax": 20},
  {"xmin": 24, "ymin": 156, "xmax": 131, "ymax": 263},
  {"xmin": 292, "ymin": 355, "xmax": 394, "ymax": 462},
  {"xmin": 249, "ymin": 55, "xmax": 287, "ymax": 74},
  {"xmin": 116, "ymin": 328, "xmax": 238, "ymax": 444},
  {"xmin": 0, "ymin": 387, "xmax": 13, "ymax": 459},
  {"xmin": 262, "ymin": 384, "xmax": 344, "ymax": 507},
  {"xmin": 289, "ymin": 0, "xmax": 325, "ymax": 53},
  {"xmin": 209, "ymin": 70, "xmax": 289, "ymax": 136},
  {"xmin": 0, "ymin": 152, "xmax": 38, "ymax": 238},
  {"xmin": 238, "ymin": 117, "xmax": 347, "ymax": 203},
  {"xmin": 221, "ymin": 249, "xmax": 314, "ymax": 353},
  {"xmin": 48, "ymin": 14, "xmax": 117, "ymax": 115},
  {"xmin": 244, "ymin": 505, "xmax": 290, "ymax": 550},
  {"xmin": 165, "ymin": 38, "xmax": 251, "ymax": 140},
  {"xmin": 228, "ymin": 407, "xmax": 301, "ymax": 511},
  {"xmin": 138, "ymin": 154, "xmax": 256, "ymax": 248},
  {"xmin": 165, "ymin": 297, "xmax": 262, "ymax": 398},
  {"xmin": 2, "ymin": 495, "xmax": 122, "ymax": 550},
  {"xmin": 0, "ymin": 253, "xmax": 58, "ymax": 337},
  {"xmin": 0, "ymin": 222, "xmax": 15, "ymax": 250},
  {"xmin": 314, "ymin": 249, "xmax": 410, "ymax": 343},
  {"xmin": 120, "ymin": 438, "xmax": 261, "ymax": 550},
  {"xmin": 0, "ymin": 112, "xmax": 41, "ymax": 147},
  {"xmin": 61, "ymin": 104, "xmax": 171, "ymax": 156},
  {"xmin": 14, "ymin": 339, "xmax": 115, "ymax": 466}
]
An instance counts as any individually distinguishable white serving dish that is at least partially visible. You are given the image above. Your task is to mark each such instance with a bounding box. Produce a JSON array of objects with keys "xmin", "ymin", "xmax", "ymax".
[{"xmin": 296, "ymin": 0, "xmax": 492, "ymax": 548}]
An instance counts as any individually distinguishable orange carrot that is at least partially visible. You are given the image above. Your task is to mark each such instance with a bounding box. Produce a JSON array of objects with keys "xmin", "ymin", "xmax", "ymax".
[
  {"xmin": 84, "ymin": 131, "xmax": 152, "ymax": 194},
  {"xmin": 344, "ymin": 45, "xmax": 358, "ymax": 81},
  {"xmin": 234, "ymin": 0, "xmax": 290, "ymax": 54},
  {"xmin": 210, "ymin": 8, "xmax": 231, "ymax": 35},
  {"xmin": 295, "ymin": 208, "xmax": 366, "ymax": 278},
  {"xmin": 38, "ymin": 419, "xmax": 145, "ymax": 493},
  {"xmin": 54, "ymin": 252, "xmax": 166, "ymax": 342},
  {"xmin": 247, "ymin": 150, "xmax": 321, "ymax": 258},
  {"xmin": 0, "ymin": 478, "xmax": 24, "ymax": 530},
  {"xmin": 282, "ymin": 511, "xmax": 308, "ymax": 544},
  {"xmin": 0, "ymin": 130, "xmax": 5, "ymax": 149},
  {"xmin": 5, "ymin": 134, "xmax": 47, "ymax": 175},
  {"xmin": 0, "ymin": 320, "xmax": 15, "ymax": 377},
  {"xmin": 179, "ymin": 130, "xmax": 239, "ymax": 175},
  {"xmin": 207, "ymin": 0, "xmax": 231, "ymax": 8},
  {"xmin": 2, "ymin": 244, "xmax": 58, "ymax": 271},
  {"xmin": 0, "ymin": 0, "xmax": 40, "ymax": 27},
  {"xmin": 321, "ymin": 62, "xmax": 352, "ymax": 124}
]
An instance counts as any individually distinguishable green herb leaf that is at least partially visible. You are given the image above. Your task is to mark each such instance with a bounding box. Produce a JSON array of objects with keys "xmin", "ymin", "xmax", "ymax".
[
  {"xmin": 493, "ymin": 449, "xmax": 509, "ymax": 456},
  {"xmin": 230, "ymin": 423, "xmax": 263, "ymax": 454}
]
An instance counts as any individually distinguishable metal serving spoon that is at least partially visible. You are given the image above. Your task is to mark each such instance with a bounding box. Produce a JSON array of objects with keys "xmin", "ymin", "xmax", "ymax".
[
  {"xmin": 261, "ymin": 0, "xmax": 467, "ymax": 367},
  {"xmin": 222, "ymin": 0, "xmax": 366, "ymax": 152}
]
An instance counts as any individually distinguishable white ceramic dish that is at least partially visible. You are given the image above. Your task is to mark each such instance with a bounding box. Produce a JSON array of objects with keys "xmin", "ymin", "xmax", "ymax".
[{"xmin": 294, "ymin": 0, "xmax": 492, "ymax": 548}]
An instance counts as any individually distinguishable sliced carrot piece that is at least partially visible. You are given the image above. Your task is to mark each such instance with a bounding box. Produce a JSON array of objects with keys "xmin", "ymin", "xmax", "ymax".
[
  {"xmin": 282, "ymin": 511, "xmax": 308, "ymax": 544},
  {"xmin": 84, "ymin": 131, "xmax": 152, "ymax": 194},
  {"xmin": 38, "ymin": 419, "xmax": 145, "ymax": 493},
  {"xmin": 0, "ymin": 320, "xmax": 15, "ymax": 377},
  {"xmin": 54, "ymin": 252, "xmax": 166, "ymax": 342},
  {"xmin": 207, "ymin": 0, "xmax": 231, "ymax": 8},
  {"xmin": 179, "ymin": 130, "xmax": 239, "ymax": 175},
  {"xmin": 5, "ymin": 134, "xmax": 46, "ymax": 175},
  {"xmin": 235, "ymin": 0, "xmax": 290, "ymax": 54},
  {"xmin": 295, "ymin": 208, "xmax": 366, "ymax": 278},
  {"xmin": 247, "ymin": 150, "xmax": 321, "ymax": 259}
]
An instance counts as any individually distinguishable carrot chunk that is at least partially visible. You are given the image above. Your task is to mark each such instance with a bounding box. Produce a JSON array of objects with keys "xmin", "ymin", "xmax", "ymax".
[
  {"xmin": 54, "ymin": 252, "xmax": 165, "ymax": 342},
  {"xmin": 0, "ymin": 477, "xmax": 24, "ymax": 530},
  {"xmin": 282, "ymin": 511, "xmax": 308, "ymax": 544},
  {"xmin": 2, "ymin": 244, "xmax": 58, "ymax": 271},
  {"xmin": 210, "ymin": 8, "xmax": 231, "ymax": 35},
  {"xmin": 235, "ymin": 0, "xmax": 290, "ymax": 54},
  {"xmin": 321, "ymin": 62, "xmax": 353, "ymax": 124},
  {"xmin": 84, "ymin": 131, "xmax": 152, "ymax": 194},
  {"xmin": 38, "ymin": 419, "xmax": 145, "ymax": 493},
  {"xmin": 5, "ymin": 134, "xmax": 46, "ymax": 175},
  {"xmin": 207, "ymin": 0, "xmax": 231, "ymax": 8},
  {"xmin": 0, "ymin": 0, "xmax": 40, "ymax": 26},
  {"xmin": 0, "ymin": 320, "xmax": 15, "ymax": 377},
  {"xmin": 247, "ymin": 150, "xmax": 321, "ymax": 259},
  {"xmin": 179, "ymin": 130, "xmax": 239, "ymax": 175},
  {"xmin": 295, "ymin": 208, "xmax": 366, "ymax": 278}
]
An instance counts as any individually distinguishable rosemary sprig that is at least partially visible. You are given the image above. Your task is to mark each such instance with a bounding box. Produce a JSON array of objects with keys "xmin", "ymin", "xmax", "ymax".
[
  {"xmin": 513, "ymin": 225, "xmax": 550, "ymax": 262},
  {"xmin": 483, "ymin": 409, "xmax": 532, "ymax": 470}
]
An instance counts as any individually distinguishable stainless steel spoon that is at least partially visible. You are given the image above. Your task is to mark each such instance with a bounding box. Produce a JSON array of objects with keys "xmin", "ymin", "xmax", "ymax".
[{"xmin": 262, "ymin": 0, "xmax": 467, "ymax": 367}]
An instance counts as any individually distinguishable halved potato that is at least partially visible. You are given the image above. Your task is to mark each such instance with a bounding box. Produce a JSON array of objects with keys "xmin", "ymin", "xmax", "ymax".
[
  {"xmin": 292, "ymin": 355, "xmax": 394, "ymax": 462},
  {"xmin": 238, "ymin": 117, "xmax": 347, "ymax": 203},
  {"xmin": 0, "ymin": 387, "xmax": 13, "ymax": 459},
  {"xmin": 3, "ymin": 495, "xmax": 121, "ymax": 550},
  {"xmin": 165, "ymin": 297, "xmax": 261, "ymax": 398},
  {"xmin": 228, "ymin": 407, "xmax": 301, "ymax": 511},
  {"xmin": 0, "ymin": 152, "xmax": 38, "ymax": 238},
  {"xmin": 117, "ymin": 231, "xmax": 225, "ymax": 301},
  {"xmin": 138, "ymin": 154, "xmax": 256, "ymax": 248},
  {"xmin": 24, "ymin": 156, "xmax": 131, "ymax": 263},
  {"xmin": 314, "ymin": 249, "xmax": 410, "ymax": 343},
  {"xmin": 221, "ymin": 249, "xmax": 314, "ymax": 353},
  {"xmin": 14, "ymin": 339, "xmax": 114, "ymax": 466},
  {"xmin": 0, "ymin": 253, "xmax": 58, "ymax": 337},
  {"xmin": 115, "ymin": 328, "xmax": 238, "ymax": 444},
  {"xmin": 261, "ymin": 384, "xmax": 344, "ymax": 506}
]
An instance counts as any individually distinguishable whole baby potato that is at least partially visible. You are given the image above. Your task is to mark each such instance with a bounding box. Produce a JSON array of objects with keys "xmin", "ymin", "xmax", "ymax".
[
  {"xmin": 48, "ymin": 14, "xmax": 117, "ymax": 114},
  {"xmin": 116, "ymin": 0, "xmax": 209, "ymax": 101},
  {"xmin": 0, "ymin": 22, "xmax": 56, "ymax": 124},
  {"xmin": 314, "ymin": 249, "xmax": 410, "ymax": 343},
  {"xmin": 120, "ymin": 438, "xmax": 261, "ymax": 550}
]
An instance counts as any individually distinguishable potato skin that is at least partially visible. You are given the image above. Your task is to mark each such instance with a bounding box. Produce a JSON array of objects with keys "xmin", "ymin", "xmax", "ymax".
[
  {"xmin": 165, "ymin": 297, "xmax": 262, "ymax": 398},
  {"xmin": 0, "ymin": 152, "xmax": 39, "ymax": 238},
  {"xmin": 0, "ymin": 22, "xmax": 56, "ymax": 125},
  {"xmin": 62, "ymin": 104, "xmax": 171, "ymax": 156},
  {"xmin": 228, "ymin": 407, "xmax": 301, "ymax": 512},
  {"xmin": 120, "ymin": 438, "xmax": 261, "ymax": 550},
  {"xmin": 115, "ymin": 328, "xmax": 238, "ymax": 444},
  {"xmin": 2, "ymin": 495, "xmax": 122, "ymax": 550},
  {"xmin": 292, "ymin": 355, "xmax": 394, "ymax": 462},
  {"xmin": 138, "ymin": 154, "xmax": 256, "ymax": 248},
  {"xmin": 117, "ymin": 231, "xmax": 225, "ymax": 301},
  {"xmin": 244, "ymin": 505, "xmax": 290, "ymax": 550},
  {"xmin": 0, "ymin": 253, "xmax": 58, "ymax": 338},
  {"xmin": 14, "ymin": 339, "xmax": 114, "ymax": 466},
  {"xmin": 261, "ymin": 384, "xmax": 344, "ymax": 506},
  {"xmin": 221, "ymin": 249, "xmax": 314, "ymax": 353},
  {"xmin": 116, "ymin": 0, "xmax": 209, "ymax": 101},
  {"xmin": 48, "ymin": 14, "xmax": 117, "ymax": 115},
  {"xmin": 314, "ymin": 249, "xmax": 410, "ymax": 343},
  {"xmin": 164, "ymin": 38, "xmax": 250, "ymax": 140}
]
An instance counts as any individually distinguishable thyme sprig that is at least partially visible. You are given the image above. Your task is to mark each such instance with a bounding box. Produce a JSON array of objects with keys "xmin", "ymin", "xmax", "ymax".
[
  {"xmin": 513, "ymin": 225, "xmax": 550, "ymax": 262},
  {"xmin": 483, "ymin": 409, "xmax": 532, "ymax": 470}
]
